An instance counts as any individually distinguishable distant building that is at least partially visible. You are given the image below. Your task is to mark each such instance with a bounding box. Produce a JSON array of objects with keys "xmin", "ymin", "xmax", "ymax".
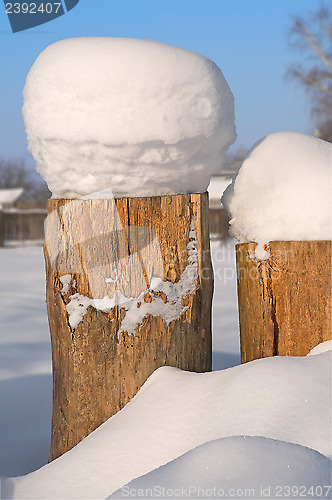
[{"xmin": 0, "ymin": 188, "xmax": 24, "ymax": 209}]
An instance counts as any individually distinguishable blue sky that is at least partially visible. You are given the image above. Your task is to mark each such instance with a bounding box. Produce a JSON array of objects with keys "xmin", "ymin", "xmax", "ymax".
[{"xmin": 0, "ymin": 0, "xmax": 319, "ymax": 170}]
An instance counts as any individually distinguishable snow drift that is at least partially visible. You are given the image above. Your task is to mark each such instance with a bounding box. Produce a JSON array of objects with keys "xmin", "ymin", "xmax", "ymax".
[
  {"xmin": 109, "ymin": 437, "xmax": 331, "ymax": 499},
  {"xmin": 3, "ymin": 344, "xmax": 331, "ymax": 499}
]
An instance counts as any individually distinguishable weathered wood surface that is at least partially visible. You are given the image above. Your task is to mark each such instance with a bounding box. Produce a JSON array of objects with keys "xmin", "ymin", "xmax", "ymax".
[
  {"xmin": 236, "ymin": 241, "xmax": 332, "ymax": 363},
  {"xmin": 45, "ymin": 193, "xmax": 213, "ymax": 461}
]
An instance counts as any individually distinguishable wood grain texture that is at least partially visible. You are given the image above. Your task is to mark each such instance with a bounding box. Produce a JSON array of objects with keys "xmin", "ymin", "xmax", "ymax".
[
  {"xmin": 236, "ymin": 241, "xmax": 332, "ymax": 363},
  {"xmin": 45, "ymin": 193, "xmax": 213, "ymax": 461}
]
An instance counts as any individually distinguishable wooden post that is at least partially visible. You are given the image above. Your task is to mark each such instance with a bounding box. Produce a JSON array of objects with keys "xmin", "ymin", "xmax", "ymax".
[
  {"xmin": 44, "ymin": 193, "xmax": 213, "ymax": 461},
  {"xmin": 236, "ymin": 241, "xmax": 331, "ymax": 363}
]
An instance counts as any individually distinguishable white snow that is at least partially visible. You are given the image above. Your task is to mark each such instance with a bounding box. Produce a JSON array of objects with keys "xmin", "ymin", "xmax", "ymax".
[
  {"xmin": 0, "ymin": 247, "xmax": 51, "ymax": 477},
  {"xmin": 0, "ymin": 241, "xmax": 239, "ymax": 478},
  {"xmin": 222, "ymin": 132, "xmax": 332, "ymax": 258},
  {"xmin": 109, "ymin": 437, "xmax": 331, "ymax": 500},
  {"xmin": 59, "ymin": 274, "xmax": 72, "ymax": 296},
  {"xmin": 0, "ymin": 188, "xmax": 24, "ymax": 207},
  {"xmin": 308, "ymin": 340, "xmax": 332, "ymax": 356},
  {"xmin": 1, "ymin": 243, "xmax": 330, "ymax": 500},
  {"xmin": 23, "ymin": 37, "xmax": 236, "ymax": 199},
  {"xmin": 207, "ymin": 176, "xmax": 231, "ymax": 207},
  {"xmin": 2, "ymin": 347, "xmax": 331, "ymax": 499}
]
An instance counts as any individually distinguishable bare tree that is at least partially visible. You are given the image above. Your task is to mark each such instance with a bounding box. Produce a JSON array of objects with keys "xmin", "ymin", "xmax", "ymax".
[
  {"xmin": 0, "ymin": 157, "xmax": 50, "ymax": 201},
  {"xmin": 288, "ymin": 3, "xmax": 332, "ymax": 142}
]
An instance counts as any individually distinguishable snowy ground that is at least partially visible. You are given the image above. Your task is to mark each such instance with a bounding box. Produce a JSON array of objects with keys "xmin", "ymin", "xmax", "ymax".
[
  {"xmin": 1, "ymin": 240, "xmax": 330, "ymax": 500},
  {"xmin": 0, "ymin": 239, "xmax": 240, "ymax": 479}
]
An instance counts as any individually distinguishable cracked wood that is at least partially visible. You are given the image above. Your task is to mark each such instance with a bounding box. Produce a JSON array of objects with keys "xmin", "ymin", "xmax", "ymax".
[
  {"xmin": 236, "ymin": 241, "xmax": 331, "ymax": 363},
  {"xmin": 45, "ymin": 193, "xmax": 213, "ymax": 461}
]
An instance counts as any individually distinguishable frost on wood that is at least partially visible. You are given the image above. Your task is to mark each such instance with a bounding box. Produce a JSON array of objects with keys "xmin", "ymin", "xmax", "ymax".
[
  {"xmin": 59, "ymin": 274, "xmax": 72, "ymax": 296},
  {"xmin": 60, "ymin": 218, "xmax": 199, "ymax": 336},
  {"xmin": 23, "ymin": 37, "xmax": 236, "ymax": 198}
]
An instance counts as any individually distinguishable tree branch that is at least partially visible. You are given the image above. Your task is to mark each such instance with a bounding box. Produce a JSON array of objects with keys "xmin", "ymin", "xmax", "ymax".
[{"xmin": 301, "ymin": 23, "xmax": 332, "ymax": 72}]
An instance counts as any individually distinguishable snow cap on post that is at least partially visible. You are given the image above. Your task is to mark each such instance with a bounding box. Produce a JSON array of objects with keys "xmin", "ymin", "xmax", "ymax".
[
  {"xmin": 23, "ymin": 37, "xmax": 236, "ymax": 198},
  {"xmin": 222, "ymin": 132, "xmax": 332, "ymax": 258}
]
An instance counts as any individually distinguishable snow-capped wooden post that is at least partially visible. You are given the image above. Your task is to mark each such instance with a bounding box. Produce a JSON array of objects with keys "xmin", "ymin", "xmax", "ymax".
[
  {"xmin": 236, "ymin": 240, "xmax": 332, "ymax": 363},
  {"xmin": 44, "ymin": 193, "xmax": 213, "ymax": 460},
  {"xmin": 23, "ymin": 38, "xmax": 235, "ymax": 461},
  {"xmin": 221, "ymin": 132, "xmax": 332, "ymax": 364}
]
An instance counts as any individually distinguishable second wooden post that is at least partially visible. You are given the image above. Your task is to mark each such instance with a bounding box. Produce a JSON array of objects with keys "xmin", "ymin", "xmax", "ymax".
[{"xmin": 236, "ymin": 240, "xmax": 331, "ymax": 363}]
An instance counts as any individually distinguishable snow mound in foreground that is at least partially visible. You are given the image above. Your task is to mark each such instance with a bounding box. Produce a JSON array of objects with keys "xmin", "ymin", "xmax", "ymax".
[
  {"xmin": 109, "ymin": 436, "xmax": 332, "ymax": 500},
  {"xmin": 23, "ymin": 37, "xmax": 236, "ymax": 199},
  {"xmin": 222, "ymin": 132, "xmax": 332, "ymax": 256},
  {"xmin": 3, "ymin": 345, "xmax": 331, "ymax": 500},
  {"xmin": 308, "ymin": 340, "xmax": 332, "ymax": 356}
]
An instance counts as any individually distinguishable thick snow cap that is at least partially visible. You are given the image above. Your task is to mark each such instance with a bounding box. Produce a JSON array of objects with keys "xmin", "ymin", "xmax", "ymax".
[
  {"xmin": 222, "ymin": 132, "xmax": 332, "ymax": 257},
  {"xmin": 23, "ymin": 37, "xmax": 236, "ymax": 198}
]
